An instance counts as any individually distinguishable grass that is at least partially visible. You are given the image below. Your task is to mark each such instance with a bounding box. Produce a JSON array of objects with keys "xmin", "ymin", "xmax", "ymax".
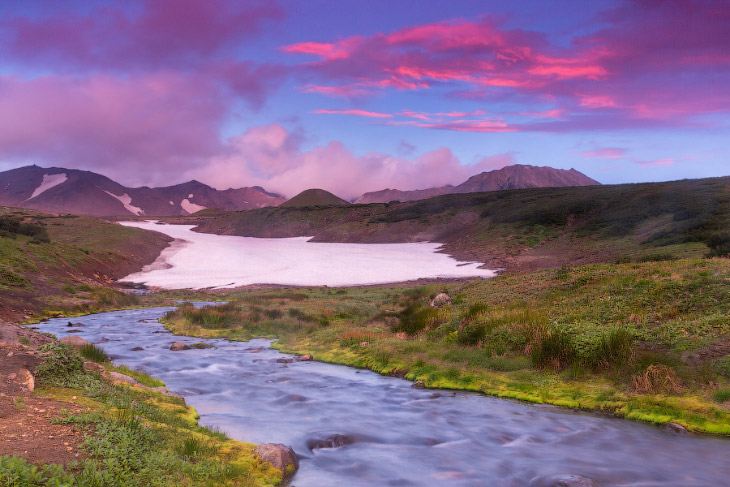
[
  {"xmin": 79, "ymin": 343, "xmax": 110, "ymax": 363},
  {"xmin": 162, "ymin": 257, "xmax": 730, "ymax": 435},
  {"xmin": 1, "ymin": 343, "xmax": 281, "ymax": 486}
]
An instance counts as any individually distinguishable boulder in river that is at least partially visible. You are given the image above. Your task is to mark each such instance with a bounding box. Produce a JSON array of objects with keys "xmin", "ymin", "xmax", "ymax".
[
  {"xmin": 429, "ymin": 293, "xmax": 452, "ymax": 308},
  {"xmin": 306, "ymin": 434, "xmax": 357, "ymax": 450},
  {"xmin": 276, "ymin": 358, "xmax": 294, "ymax": 364},
  {"xmin": 298, "ymin": 353, "xmax": 313, "ymax": 361},
  {"xmin": 131, "ymin": 346, "xmax": 144, "ymax": 351},
  {"xmin": 67, "ymin": 321, "xmax": 84, "ymax": 327},
  {"xmin": 190, "ymin": 342, "xmax": 214, "ymax": 349},
  {"xmin": 169, "ymin": 342, "xmax": 191, "ymax": 351},
  {"xmin": 254, "ymin": 443, "xmax": 299, "ymax": 477},
  {"xmin": 412, "ymin": 380, "xmax": 425, "ymax": 389},
  {"xmin": 60, "ymin": 336, "xmax": 90, "ymax": 349},
  {"xmin": 530, "ymin": 474, "xmax": 600, "ymax": 487}
]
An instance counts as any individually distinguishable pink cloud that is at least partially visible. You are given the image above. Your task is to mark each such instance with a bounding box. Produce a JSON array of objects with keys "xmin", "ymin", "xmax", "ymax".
[
  {"xmin": 581, "ymin": 148, "xmax": 627, "ymax": 159},
  {"xmin": 635, "ymin": 158, "xmax": 676, "ymax": 168},
  {"xmin": 1, "ymin": 0, "xmax": 282, "ymax": 70},
  {"xmin": 0, "ymin": 74, "xmax": 225, "ymax": 185},
  {"xmin": 284, "ymin": 2, "xmax": 730, "ymax": 129},
  {"xmin": 312, "ymin": 108, "xmax": 392, "ymax": 118},
  {"xmin": 187, "ymin": 123, "xmax": 516, "ymax": 200}
]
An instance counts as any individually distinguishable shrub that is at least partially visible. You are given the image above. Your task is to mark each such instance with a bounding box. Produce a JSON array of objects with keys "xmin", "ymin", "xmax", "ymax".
[
  {"xmin": 530, "ymin": 328, "xmax": 577, "ymax": 371},
  {"xmin": 457, "ymin": 322, "xmax": 487, "ymax": 346},
  {"xmin": 591, "ymin": 328, "xmax": 635, "ymax": 371},
  {"xmin": 713, "ymin": 388, "xmax": 730, "ymax": 403},
  {"xmin": 80, "ymin": 343, "xmax": 110, "ymax": 363},
  {"xmin": 0, "ymin": 267, "xmax": 31, "ymax": 288},
  {"xmin": 632, "ymin": 364, "xmax": 683, "ymax": 394},
  {"xmin": 36, "ymin": 343, "xmax": 84, "ymax": 384},
  {"xmin": 263, "ymin": 308, "xmax": 283, "ymax": 320},
  {"xmin": 712, "ymin": 355, "xmax": 730, "ymax": 377},
  {"xmin": 393, "ymin": 303, "xmax": 440, "ymax": 335},
  {"xmin": 76, "ymin": 284, "xmax": 93, "ymax": 292}
]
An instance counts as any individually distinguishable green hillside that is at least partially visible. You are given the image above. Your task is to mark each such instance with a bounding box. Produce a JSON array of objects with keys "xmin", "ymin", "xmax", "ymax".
[{"xmin": 195, "ymin": 176, "xmax": 730, "ymax": 272}]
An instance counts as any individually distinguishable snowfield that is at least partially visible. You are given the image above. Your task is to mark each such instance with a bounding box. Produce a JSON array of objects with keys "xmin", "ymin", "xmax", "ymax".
[
  {"xmin": 29, "ymin": 173, "xmax": 67, "ymax": 199},
  {"xmin": 119, "ymin": 221, "xmax": 496, "ymax": 288}
]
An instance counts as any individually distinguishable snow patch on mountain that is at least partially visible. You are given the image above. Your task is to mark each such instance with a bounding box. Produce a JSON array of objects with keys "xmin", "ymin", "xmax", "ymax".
[
  {"xmin": 29, "ymin": 173, "xmax": 67, "ymax": 199},
  {"xmin": 103, "ymin": 190, "xmax": 145, "ymax": 215},
  {"xmin": 181, "ymin": 198, "xmax": 206, "ymax": 214}
]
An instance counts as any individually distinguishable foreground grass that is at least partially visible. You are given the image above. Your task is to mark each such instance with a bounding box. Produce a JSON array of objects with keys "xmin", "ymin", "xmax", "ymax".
[
  {"xmin": 163, "ymin": 258, "xmax": 730, "ymax": 435},
  {"xmin": 1, "ymin": 343, "xmax": 280, "ymax": 486}
]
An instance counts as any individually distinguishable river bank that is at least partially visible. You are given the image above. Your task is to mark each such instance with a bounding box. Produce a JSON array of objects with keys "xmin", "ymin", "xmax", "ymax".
[
  {"xmin": 32, "ymin": 305, "xmax": 730, "ymax": 486},
  {"xmin": 0, "ymin": 323, "xmax": 283, "ymax": 486},
  {"xmin": 161, "ymin": 257, "xmax": 730, "ymax": 435}
]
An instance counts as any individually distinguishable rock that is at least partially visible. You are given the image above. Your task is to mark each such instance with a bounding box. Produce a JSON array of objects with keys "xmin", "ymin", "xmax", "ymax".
[
  {"xmin": 429, "ymin": 293, "xmax": 452, "ymax": 308},
  {"xmin": 664, "ymin": 422, "xmax": 688, "ymax": 434},
  {"xmin": 306, "ymin": 434, "xmax": 356, "ymax": 450},
  {"xmin": 8, "ymin": 373, "xmax": 17, "ymax": 380},
  {"xmin": 169, "ymin": 342, "xmax": 190, "ymax": 351},
  {"xmin": 66, "ymin": 321, "xmax": 84, "ymax": 327},
  {"xmin": 83, "ymin": 361, "xmax": 106, "ymax": 375},
  {"xmin": 131, "ymin": 347, "xmax": 144, "ymax": 351},
  {"xmin": 108, "ymin": 372, "xmax": 138, "ymax": 386},
  {"xmin": 530, "ymin": 474, "xmax": 600, "ymax": 487},
  {"xmin": 60, "ymin": 336, "xmax": 90, "ymax": 349},
  {"xmin": 412, "ymin": 380, "xmax": 425, "ymax": 389},
  {"xmin": 254, "ymin": 443, "xmax": 299, "ymax": 476},
  {"xmin": 18, "ymin": 368, "xmax": 34, "ymax": 392},
  {"xmin": 394, "ymin": 332, "xmax": 408, "ymax": 340},
  {"xmin": 66, "ymin": 330, "xmax": 83, "ymax": 333},
  {"xmin": 190, "ymin": 342, "xmax": 214, "ymax": 349},
  {"xmin": 276, "ymin": 358, "xmax": 294, "ymax": 364},
  {"xmin": 298, "ymin": 353, "xmax": 312, "ymax": 361}
]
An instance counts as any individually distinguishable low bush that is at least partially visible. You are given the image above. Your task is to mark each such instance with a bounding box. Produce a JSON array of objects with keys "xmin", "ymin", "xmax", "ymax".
[
  {"xmin": 35, "ymin": 343, "xmax": 84, "ymax": 385},
  {"xmin": 632, "ymin": 364, "xmax": 683, "ymax": 394},
  {"xmin": 713, "ymin": 388, "xmax": 730, "ymax": 403},
  {"xmin": 530, "ymin": 328, "xmax": 577, "ymax": 371}
]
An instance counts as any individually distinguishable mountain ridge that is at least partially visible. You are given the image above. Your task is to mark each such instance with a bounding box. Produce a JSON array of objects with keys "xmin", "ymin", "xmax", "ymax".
[
  {"xmin": 355, "ymin": 164, "xmax": 600, "ymax": 204},
  {"xmin": 0, "ymin": 165, "xmax": 285, "ymax": 216}
]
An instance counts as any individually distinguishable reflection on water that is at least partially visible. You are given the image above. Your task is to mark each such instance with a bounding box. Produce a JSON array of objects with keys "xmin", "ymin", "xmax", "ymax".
[{"xmin": 39, "ymin": 308, "xmax": 730, "ymax": 487}]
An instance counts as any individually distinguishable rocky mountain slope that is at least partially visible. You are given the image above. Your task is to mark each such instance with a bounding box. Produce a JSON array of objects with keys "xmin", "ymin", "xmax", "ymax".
[
  {"xmin": 0, "ymin": 165, "xmax": 285, "ymax": 216},
  {"xmin": 355, "ymin": 164, "xmax": 600, "ymax": 204}
]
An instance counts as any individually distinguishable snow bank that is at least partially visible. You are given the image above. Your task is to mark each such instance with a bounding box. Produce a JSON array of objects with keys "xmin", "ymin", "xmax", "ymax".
[
  {"xmin": 103, "ymin": 190, "xmax": 145, "ymax": 215},
  {"xmin": 29, "ymin": 173, "xmax": 67, "ymax": 199},
  {"xmin": 119, "ymin": 221, "xmax": 496, "ymax": 288},
  {"xmin": 180, "ymin": 198, "xmax": 206, "ymax": 214}
]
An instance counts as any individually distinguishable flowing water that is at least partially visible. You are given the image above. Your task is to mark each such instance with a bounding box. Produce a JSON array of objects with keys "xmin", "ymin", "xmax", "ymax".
[{"xmin": 39, "ymin": 307, "xmax": 730, "ymax": 487}]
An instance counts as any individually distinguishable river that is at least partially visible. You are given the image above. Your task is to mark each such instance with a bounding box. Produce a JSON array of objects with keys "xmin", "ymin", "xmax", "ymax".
[{"xmin": 38, "ymin": 307, "xmax": 730, "ymax": 487}]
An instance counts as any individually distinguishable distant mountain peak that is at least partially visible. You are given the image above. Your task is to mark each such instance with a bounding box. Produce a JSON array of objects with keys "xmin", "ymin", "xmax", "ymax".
[{"xmin": 355, "ymin": 165, "xmax": 600, "ymax": 204}]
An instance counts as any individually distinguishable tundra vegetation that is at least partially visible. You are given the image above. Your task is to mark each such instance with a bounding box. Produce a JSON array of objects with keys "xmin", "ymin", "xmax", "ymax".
[
  {"xmin": 0, "ymin": 342, "xmax": 281, "ymax": 486},
  {"xmin": 163, "ymin": 257, "xmax": 730, "ymax": 435}
]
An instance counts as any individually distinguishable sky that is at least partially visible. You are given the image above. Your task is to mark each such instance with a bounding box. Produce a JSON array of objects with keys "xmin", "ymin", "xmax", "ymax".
[{"xmin": 0, "ymin": 0, "xmax": 728, "ymax": 199}]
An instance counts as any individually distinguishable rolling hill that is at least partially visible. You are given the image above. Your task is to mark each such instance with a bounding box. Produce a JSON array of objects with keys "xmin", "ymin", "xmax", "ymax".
[
  {"xmin": 194, "ymin": 176, "xmax": 730, "ymax": 273},
  {"xmin": 280, "ymin": 189, "xmax": 350, "ymax": 207}
]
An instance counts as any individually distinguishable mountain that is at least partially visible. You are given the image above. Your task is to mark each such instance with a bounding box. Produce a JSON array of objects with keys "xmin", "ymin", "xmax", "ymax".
[
  {"xmin": 0, "ymin": 165, "xmax": 285, "ymax": 216},
  {"xmin": 280, "ymin": 188, "xmax": 350, "ymax": 207},
  {"xmin": 355, "ymin": 165, "xmax": 600, "ymax": 204}
]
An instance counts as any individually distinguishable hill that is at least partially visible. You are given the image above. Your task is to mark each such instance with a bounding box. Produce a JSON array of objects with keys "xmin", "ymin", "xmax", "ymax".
[
  {"xmin": 280, "ymin": 188, "xmax": 350, "ymax": 207},
  {"xmin": 355, "ymin": 164, "xmax": 600, "ymax": 203},
  {"xmin": 195, "ymin": 176, "xmax": 730, "ymax": 273},
  {"xmin": 0, "ymin": 165, "xmax": 285, "ymax": 216},
  {"xmin": 0, "ymin": 206, "xmax": 170, "ymax": 322}
]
